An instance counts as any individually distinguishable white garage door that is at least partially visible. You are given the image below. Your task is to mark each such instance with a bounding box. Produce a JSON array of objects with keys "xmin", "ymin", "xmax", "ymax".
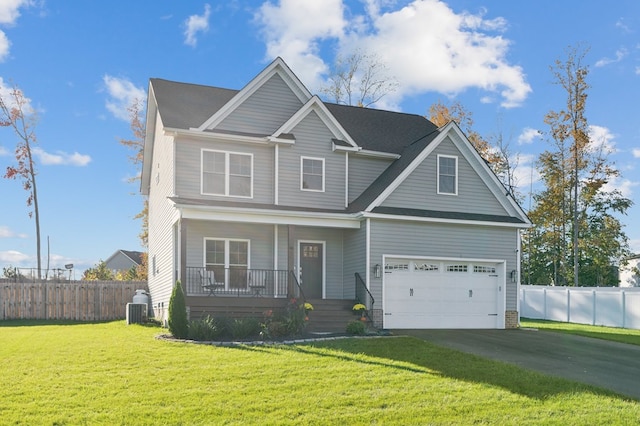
[{"xmin": 383, "ymin": 258, "xmax": 505, "ymax": 329}]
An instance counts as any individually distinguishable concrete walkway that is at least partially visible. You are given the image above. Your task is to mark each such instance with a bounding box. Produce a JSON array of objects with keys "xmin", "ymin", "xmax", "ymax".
[{"xmin": 398, "ymin": 328, "xmax": 640, "ymax": 400}]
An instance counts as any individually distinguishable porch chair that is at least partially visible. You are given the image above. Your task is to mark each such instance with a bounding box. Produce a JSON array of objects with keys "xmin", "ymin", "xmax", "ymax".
[{"xmin": 199, "ymin": 270, "xmax": 224, "ymax": 296}]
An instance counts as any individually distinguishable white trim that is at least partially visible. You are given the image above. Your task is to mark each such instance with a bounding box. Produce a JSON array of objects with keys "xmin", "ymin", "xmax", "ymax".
[
  {"xmin": 166, "ymin": 128, "xmax": 271, "ymax": 144},
  {"xmin": 273, "ymin": 224, "xmax": 279, "ymax": 271},
  {"xmin": 271, "ymin": 96, "xmax": 359, "ymax": 149},
  {"xmin": 516, "ymin": 230, "xmax": 521, "ymax": 326},
  {"xmin": 366, "ymin": 218, "xmax": 371, "ymax": 285},
  {"xmin": 297, "ymin": 240, "xmax": 326, "ymax": 299},
  {"xmin": 177, "ymin": 204, "xmax": 361, "ymax": 229},
  {"xmin": 345, "ymin": 152, "xmax": 349, "ymax": 208},
  {"xmin": 437, "ymin": 154, "xmax": 458, "ymax": 196},
  {"xmin": 355, "ymin": 149, "xmax": 401, "ymax": 160},
  {"xmin": 300, "ymin": 156, "xmax": 325, "ymax": 192},
  {"xmin": 360, "ymin": 211, "xmax": 530, "ymax": 229},
  {"xmin": 203, "ymin": 237, "xmax": 251, "ymax": 290},
  {"xmin": 201, "ymin": 149, "xmax": 253, "ymax": 199},
  {"xmin": 197, "ymin": 57, "xmax": 311, "ymax": 131},
  {"xmin": 274, "ymin": 144, "xmax": 279, "ymax": 205}
]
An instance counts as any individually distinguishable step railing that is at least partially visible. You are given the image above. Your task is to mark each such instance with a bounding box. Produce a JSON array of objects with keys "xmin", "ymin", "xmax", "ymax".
[{"xmin": 355, "ymin": 272, "xmax": 375, "ymax": 322}]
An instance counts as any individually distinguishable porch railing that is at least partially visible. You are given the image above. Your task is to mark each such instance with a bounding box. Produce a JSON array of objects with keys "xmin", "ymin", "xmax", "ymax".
[
  {"xmin": 185, "ymin": 267, "xmax": 291, "ymax": 297},
  {"xmin": 355, "ymin": 272, "xmax": 375, "ymax": 321}
]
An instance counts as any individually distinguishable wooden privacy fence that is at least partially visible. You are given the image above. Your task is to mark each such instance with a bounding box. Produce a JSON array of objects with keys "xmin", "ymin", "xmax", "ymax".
[
  {"xmin": 520, "ymin": 285, "xmax": 640, "ymax": 329},
  {"xmin": 0, "ymin": 280, "xmax": 148, "ymax": 321}
]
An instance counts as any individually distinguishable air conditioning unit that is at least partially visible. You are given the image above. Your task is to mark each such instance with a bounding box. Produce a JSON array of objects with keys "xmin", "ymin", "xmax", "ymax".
[{"xmin": 126, "ymin": 303, "xmax": 147, "ymax": 325}]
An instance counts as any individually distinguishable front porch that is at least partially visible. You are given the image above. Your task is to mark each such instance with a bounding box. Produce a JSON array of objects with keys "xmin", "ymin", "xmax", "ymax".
[{"xmin": 183, "ymin": 267, "xmax": 376, "ymax": 332}]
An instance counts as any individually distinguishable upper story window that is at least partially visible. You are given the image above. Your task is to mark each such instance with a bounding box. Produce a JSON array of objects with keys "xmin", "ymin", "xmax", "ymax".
[
  {"xmin": 301, "ymin": 156, "xmax": 325, "ymax": 192},
  {"xmin": 437, "ymin": 154, "xmax": 458, "ymax": 195},
  {"xmin": 202, "ymin": 149, "xmax": 252, "ymax": 198}
]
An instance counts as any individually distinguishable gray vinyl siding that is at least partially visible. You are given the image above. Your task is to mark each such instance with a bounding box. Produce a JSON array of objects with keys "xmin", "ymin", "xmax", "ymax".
[
  {"xmin": 368, "ymin": 219, "xmax": 519, "ymax": 311},
  {"xmin": 348, "ymin": 155, "xmax": 393, "ymax": 203},
  {"xmin": 147, "ymin": 111, "xmax": 178, "ymax": 315},
  {"xmin": 381, "ymin": 136, "xmax": 509, "ymax": 216},
  {"xmin": 185, "ymin": 221, "xmax": 274, "ymax": 268},
  {"xmin": 277, "ymin": 111, "xmax": 346, "ymax": 209},
  {"xmin": 343, "ymin": 225, "xmax": 367, "ymax": 299},
  {"xmin": 174, "ymin": 135, "xmax": 274, "ymax": 204},
  {"xmin": 216, "ymin": 74, "xmax": 303, "ymax": 135}
]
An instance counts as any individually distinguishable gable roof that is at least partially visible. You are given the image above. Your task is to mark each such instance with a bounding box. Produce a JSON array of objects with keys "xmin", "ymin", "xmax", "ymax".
[
  {"xmin": 104, "ymin": 250, "xmax": 144, "ymax": 268},
  {"xmin": 325, "ymin": 103, "xmax": 438, "ymax": 154}
]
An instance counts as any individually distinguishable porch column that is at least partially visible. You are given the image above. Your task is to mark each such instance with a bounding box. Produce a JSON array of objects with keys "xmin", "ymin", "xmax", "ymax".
[
  {"xmin": 287, "ymin": 225, "xmax": 295, "ymax": 298},
  {"xmin": 180, "ymin": 218, "xmax": 188, "ymax": 285}
]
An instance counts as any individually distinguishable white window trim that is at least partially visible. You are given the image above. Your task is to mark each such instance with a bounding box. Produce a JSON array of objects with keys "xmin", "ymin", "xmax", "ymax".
[
  {"xmin": 437, "ymin": 154, "xmax": 458, "ymax": 196},
  {"xmin": 300, "ymin": 156, "xmax": 325, "ymax": 192},
  {"xmin": 201, "ymin": 149, "xmax": 254, "ymax": 198},
  {"xmin": 203, "ymin": 238, "xmax": 251, "ymax": 270}
]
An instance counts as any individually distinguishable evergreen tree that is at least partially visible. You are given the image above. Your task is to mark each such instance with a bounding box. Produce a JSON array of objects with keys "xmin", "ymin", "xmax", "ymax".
[{"xmin": 168, "ymin": 281, "xmax": 188, "ymax": 339}]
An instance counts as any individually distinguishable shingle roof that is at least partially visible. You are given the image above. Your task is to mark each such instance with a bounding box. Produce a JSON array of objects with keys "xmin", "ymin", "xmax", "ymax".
[
  {"xmin": 149, "ymin": 78, "xmax": 439, "ymax": 155},
  {"xmin": 325, "ymin": 102, "xmax": 438, "ymax": 154},
  {"xmin": 150, "ymin": 78, "xmax": 237, "ymax": 129}
]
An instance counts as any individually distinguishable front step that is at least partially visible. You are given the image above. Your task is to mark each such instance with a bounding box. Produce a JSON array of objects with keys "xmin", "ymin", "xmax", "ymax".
[{"xmin": 305, "ymin": 299, "xmax": 368, "ymax": 333}]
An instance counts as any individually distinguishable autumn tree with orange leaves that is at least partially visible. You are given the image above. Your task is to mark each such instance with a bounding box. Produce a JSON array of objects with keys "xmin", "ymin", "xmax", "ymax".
[{"xmin": 0, "ymin": 83, "xmax": 42, "ymax": 278}]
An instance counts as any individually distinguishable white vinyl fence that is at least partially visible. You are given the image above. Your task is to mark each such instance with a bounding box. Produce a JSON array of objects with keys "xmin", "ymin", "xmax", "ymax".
[{"xmin": 520, "ymin": 285, "xmax": 640, "ymax": 329}]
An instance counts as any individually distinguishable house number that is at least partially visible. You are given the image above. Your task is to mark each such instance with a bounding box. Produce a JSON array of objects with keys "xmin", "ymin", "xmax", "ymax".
[{"xmin": 410, "ymin": 288, "xmax": 414, "ymax": 296}]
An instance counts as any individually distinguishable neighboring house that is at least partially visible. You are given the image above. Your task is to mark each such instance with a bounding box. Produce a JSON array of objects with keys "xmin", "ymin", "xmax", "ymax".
[
  {"xmin": 619, "ymin": 254, "xmax": 640, "ymax": 287},
  {"xmin": 104, "ymin": 250, "xmax": 144, "ymax": 275},
  {"xmin": 141, "ymin": 57, "xmax": 531, "ymax": 329}
]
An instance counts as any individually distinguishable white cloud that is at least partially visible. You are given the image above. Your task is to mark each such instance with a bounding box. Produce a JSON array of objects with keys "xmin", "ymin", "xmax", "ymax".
[
  {"xmin": 0, "ymin": 0, "xmax": 33, "ymax": 62},
  {"xmin": 602, "ymin": 176, "xmax": 638, "ymax": 199},
  {"xmin": 32, "ymin": 147, "xmax": 91, "ymax": 166},
  {"xmin": 636, "ymin": 66, "xmax": 640, "ymax": 75},
  {"xmin": 255, "ymin": 0, "xmax": 530, "ymax": 108},
  {"xmin": 632, "ymin": 148, "xmax": 640, "ymax": 158},
  {"xmin": 0, "ymin": 226, "xmax": 27, "ymax": 238},
  {"xmin": 518, "ymin": 127, "xmax": 540, "ymax": 145},
  {"xmin": 103, "ymin": 75, "xmax": 145, "ymax": 121},
  {"xmin": 588, "ymin": 124, "xmax": 617, "ymax": 154},
  {"xmin": 0, "ymin": 249, "xmax": 30, "ymax": 264},
  {"xmin": 595, "ymin": 48, "xmax": 628, "ymax": 67},
  {"xmin": 256, "ymin": 0, "xmax": 345, "ymax": 90},
  {"xmin": 0, "ymin": 145, "xmax": 8, "ymax": 156},
  {"xmin": 615, "ymin": 18, "xmax": 631, "ymax": 33},
  {"xmin": 184, "ymin": 3, "xmax": 211, "ymax": 47}
]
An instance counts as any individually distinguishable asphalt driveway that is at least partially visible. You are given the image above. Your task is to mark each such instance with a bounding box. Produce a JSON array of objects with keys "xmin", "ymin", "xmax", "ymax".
[{"xmin": 398, "ymin": 328, "xmax": 640, "ymax": 400}]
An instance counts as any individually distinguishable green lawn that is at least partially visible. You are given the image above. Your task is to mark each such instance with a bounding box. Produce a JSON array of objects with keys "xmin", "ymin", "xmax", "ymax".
[
  {"xmin": 1, "ymin": 321, "xmax": 639, "ymax": 425},
  {"xmin": 521, "ymin": 319, "xmax": 640, "ymax": 346}
]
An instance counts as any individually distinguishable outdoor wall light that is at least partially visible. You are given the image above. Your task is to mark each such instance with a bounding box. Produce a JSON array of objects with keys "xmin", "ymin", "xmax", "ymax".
[{"xmin": 373, "ymin": 264, "xmax": 381, "ymax": 278}]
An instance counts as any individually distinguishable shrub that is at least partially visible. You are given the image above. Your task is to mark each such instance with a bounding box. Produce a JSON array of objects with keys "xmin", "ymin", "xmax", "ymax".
[
  {"xmin": 230, "ymin": 317, "xmax": 261, "ymax": 339},
  {"xmin": 188, "ymin": 315, "xmax": 223, "ymax": 341},
  {"xmin": 168, "ymin": 280, "xmax": 188, "ymax": 339},
  {"xmin": 346, "ymin": 320, "xmax": 366, "ymax": 335}
]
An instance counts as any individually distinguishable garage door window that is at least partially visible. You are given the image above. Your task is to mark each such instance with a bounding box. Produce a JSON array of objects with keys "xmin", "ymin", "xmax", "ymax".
[
  {"xmin": 446, "ymin": 264, "xmax": 468, "ymax": 272},
  {"xmin": 385, "ymin": 263, "xmax": 409, "ymax": 271},
  {"xmin": 474, "ymin": 265, "xmax": 496, "ymax": 274},
  {"xmin": 415, "ymin": 263, "xmax": 439, "ymax": 271}
]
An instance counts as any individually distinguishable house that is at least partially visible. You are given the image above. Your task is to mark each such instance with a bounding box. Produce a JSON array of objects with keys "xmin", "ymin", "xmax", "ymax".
[
  {"xmin": 620, "ymin": 254, "xmax": 640, "ymax": 287},
  {"xmin": 141, "ymin": 57, "xmax": 531, "ymax": 330},
  {"xmin": 104, "ymin": 250, "xmax": 144, "ymax": 275}
]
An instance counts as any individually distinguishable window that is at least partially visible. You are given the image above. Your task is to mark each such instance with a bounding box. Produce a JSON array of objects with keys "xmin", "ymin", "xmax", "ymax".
[
  {"xmin": 202, "ymin": 150, "xmax": 252, "ymax": 197},
  {"xmin": 205, "ymin": 239, "xmax": 250, "ymax": 289},
  {"xmin": 437, "ymin": 155, "xmax": 457, "ymax": 195},
  {"xmin": 301, "ymin": 157, "xmax": 324, "ymax": 192},
  {"xmin": 446, "ymin": 264, "xmax": 468, "ymax": 273}
]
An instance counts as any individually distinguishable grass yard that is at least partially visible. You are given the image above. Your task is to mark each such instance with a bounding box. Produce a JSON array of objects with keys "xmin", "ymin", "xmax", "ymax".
[
  {"xmin": 520, "ymin": 319, "xmax": 640, "ymax": 346},
  {"xmin": 1, "ymin": 321, "xmax": 639, "ymax": 425}
]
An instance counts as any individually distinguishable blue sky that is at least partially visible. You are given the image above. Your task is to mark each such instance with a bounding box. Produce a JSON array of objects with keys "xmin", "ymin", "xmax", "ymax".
[{"xmin": 1, "ymin": 0, "xmax": 640, "ymax": 278}]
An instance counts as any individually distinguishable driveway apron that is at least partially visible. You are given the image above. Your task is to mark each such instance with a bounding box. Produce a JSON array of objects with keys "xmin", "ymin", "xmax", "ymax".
[{"xmin": 398, "ymin": 328, "xmax": 640, "ymax": 400}]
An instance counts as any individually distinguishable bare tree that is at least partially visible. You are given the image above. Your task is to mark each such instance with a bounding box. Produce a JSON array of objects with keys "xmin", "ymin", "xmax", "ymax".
[
  {"xmin": 321, "ymin": 50, "xmax": 398, "ymax": 107},
  {"xmin": 1, "ymin": 83, "xmax": 42, "ymax": 279}
]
